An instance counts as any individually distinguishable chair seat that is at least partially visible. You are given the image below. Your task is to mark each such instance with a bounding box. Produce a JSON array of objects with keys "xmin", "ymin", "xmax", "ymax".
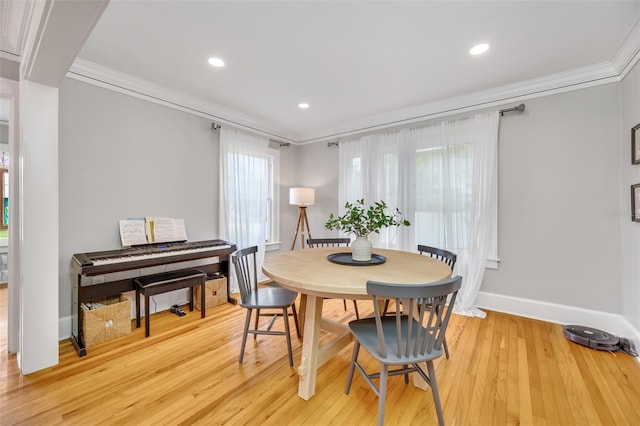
[
  {"xmin": 233, "ymin": 245, "xmax": 299, "ymax": 367},
  {"xmin": 346, "ymin": 277, "xmax": 461, "ymax": 426},
  {"xmin": 349, "ymin": 317, "xmax": 443, "ymax": 365},
  {"xmin": 240, "ymin": 287, "xmax": 298, "ymax": 309}
]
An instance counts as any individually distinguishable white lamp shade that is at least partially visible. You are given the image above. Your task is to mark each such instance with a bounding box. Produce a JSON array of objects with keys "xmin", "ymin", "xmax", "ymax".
[{"xmin": 290, "ymin": 187, "xmax": 315, "ymax": 206}]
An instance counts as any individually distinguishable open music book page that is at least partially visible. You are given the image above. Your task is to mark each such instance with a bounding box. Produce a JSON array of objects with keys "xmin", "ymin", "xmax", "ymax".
[
  {"xmin": 146, "ymin": 217, "xmax": 188, "ymax": 243},
  {"xmin": 119, "ymin": 219, "xmax": 148, "ymax": 247}
]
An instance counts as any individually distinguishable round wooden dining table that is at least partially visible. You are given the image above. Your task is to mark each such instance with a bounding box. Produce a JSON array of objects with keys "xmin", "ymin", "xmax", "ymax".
[{"xmin": 262, "ymin": 247, "xmax": 452, "ymax": 400}]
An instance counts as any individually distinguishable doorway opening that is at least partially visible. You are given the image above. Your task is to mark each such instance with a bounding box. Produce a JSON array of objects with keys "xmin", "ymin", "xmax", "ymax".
[{"xmin": 0, "ymin": 97, "xmax": 10, "ymax": 353}]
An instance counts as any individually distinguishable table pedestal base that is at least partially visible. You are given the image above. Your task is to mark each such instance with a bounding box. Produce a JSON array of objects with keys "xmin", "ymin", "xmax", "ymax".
[
  {"xmin": 298, "ymin": 295, "xmax": 352, "ymax": 400},
  {"xmin": 295, "ymin": 294, "xmax": 429, "ymax": 400}
]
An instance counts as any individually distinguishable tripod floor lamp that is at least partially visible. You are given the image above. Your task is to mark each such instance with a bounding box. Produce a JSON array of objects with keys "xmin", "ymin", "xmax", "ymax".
[{"xmin": 290, "ymin": 187, "xmax": 314, "ymax": 250}]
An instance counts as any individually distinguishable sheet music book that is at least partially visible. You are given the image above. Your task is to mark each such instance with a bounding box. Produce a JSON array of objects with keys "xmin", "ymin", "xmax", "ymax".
[
  {"xmin": 145, "ymin": 217, "xmax": 188, "ymax": 244},
  {"xmin": 119, "ymin": 219, "xmax": 148, "ymax": 247},
  {"xmin": 119, "ymin": 217, "xmax": 188, "ymax": 247}
]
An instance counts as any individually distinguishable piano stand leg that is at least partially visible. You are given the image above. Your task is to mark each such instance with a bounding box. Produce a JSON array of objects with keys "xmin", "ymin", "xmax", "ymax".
[
  {"xmin": 135, "ymin": 287, "xmax": 141, "ymax": 329},
  {"xmin": 71, "ymin": 334, "xmax": 87, "ymax": 357},
  {"xmin": 144, "ymin": 292, "xmax": 151, "ymax": 337},
  {"xmin": 200, "ymin": 282, "xmax": 205, "ymax": 318}
]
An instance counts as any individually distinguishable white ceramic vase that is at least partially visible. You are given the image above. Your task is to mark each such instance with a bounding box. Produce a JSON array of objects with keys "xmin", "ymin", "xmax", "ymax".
[{"xmin": 352, "ymin": 235, "xmax": 372, "ymax": 261}]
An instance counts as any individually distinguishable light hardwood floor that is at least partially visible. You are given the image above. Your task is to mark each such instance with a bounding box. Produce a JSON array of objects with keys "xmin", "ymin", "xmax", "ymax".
[{"xmin": 0, "ymin": 287, "xmax": 639, "ymax": 425}]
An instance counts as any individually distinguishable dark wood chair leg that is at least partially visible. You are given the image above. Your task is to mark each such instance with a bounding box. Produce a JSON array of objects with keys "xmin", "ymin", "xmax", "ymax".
[
  {"xmin": 135, "ymin": 288, "xmax": 141, "ymax": 328},
  {"xmin": 199, "ymin": 281, "xmax": 205, "ymax": 319},
  {"xmin": 291, "ymin": 303, "xmax": 301, "ymax": 338},
  {"xmin": 352, "ymin": 300, "xmax": 360, "ymax": 319},
  {"xmin": 144, "ymin": 293, "xmax": 151, "ymax": 337}
]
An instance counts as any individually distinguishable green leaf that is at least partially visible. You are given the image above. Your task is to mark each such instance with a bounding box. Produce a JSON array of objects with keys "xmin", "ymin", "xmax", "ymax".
[{"xmin": 323, "ymin": 199, "xmax": 411, "ymax": 237}]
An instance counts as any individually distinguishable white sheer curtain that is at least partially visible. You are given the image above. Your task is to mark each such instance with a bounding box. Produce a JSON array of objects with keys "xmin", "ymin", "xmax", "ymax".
[
  {"xmin": 338, "ymin": 130, "xmax": 415, "ymax": 250},
  {"xmin": 219, "ymin": 127, "xmax": 269, "ymax": 292},
  {"xmin": 416, "ymin": 112, "xmax": 499, "ymax": 318},
  {"xmin": 338, "ymin": 111, "xmax": 499, "ymax": 317}
]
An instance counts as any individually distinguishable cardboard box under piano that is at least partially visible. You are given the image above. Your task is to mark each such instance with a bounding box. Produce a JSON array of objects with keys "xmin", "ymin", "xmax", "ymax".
[
  {"xmin": 81, "ymin": 295, "xmax": 131, "ymax": 347},
  {"xmin": 194, "ymin": 274, "xmax": 227, "ymax": 310}
]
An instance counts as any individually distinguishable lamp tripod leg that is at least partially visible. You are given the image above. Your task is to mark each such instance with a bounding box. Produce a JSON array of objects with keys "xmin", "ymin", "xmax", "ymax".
[
  {"xmin": 292, "ymin": 206, "xmax": 313, "ymax": 250},
  {"xmin": 301, "ymin": 208, "xmax": 312, "ymax": 248},
  {"xmin": 291, "ymin": 208, "xmax": 304, "ymax": 250}
]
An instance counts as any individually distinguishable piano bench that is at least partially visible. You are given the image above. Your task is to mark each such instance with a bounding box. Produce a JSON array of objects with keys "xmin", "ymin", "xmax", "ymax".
[{"xmin": 134, "ymin": 269, "xmax": 207, "ymax": 337}]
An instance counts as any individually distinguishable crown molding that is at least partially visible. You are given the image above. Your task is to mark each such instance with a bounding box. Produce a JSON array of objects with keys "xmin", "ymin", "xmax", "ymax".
[
  {"xmin": 67, "ymin": 58, "xmax": 299, "ymax": 143},
  {"xmin": 68, "ymin": 17, "xmax": 640, "ymax": 146},
  {"xmin": 612, "ymin": 15, "xmax": 640, "ymax": 79},
  {"xmin": 299, "ymin": 17, "xmax": 640, "ymax": 143},
  {"xmin": 297, "ymin": 61, "xmax": 622, "ymax": 144},
  {"xmin": 0, "ymin": 51, "xmax": 20, "ymax": 63}
]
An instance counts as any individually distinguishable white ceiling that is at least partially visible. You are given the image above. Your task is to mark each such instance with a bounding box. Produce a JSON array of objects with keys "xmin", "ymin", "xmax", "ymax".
[{"xmin": 24, "ymin": 1, "xmax": 640, "ymax": 141}]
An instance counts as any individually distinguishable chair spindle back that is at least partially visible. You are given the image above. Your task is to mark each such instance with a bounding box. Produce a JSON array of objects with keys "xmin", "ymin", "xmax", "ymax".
[
  {"xmin": 307, "ymin": 238, "xmax": 351, "ymax": 248},
  {"xmin": 367, "ymin": 276, "xmax": 461, "ymax": 360},
  {"xmin": 231, "ymin": 246, "xmax": 259, "ymax": 304},
  {"xmin": 417, "ymin": 244, "xmax": 457, "ymax": 271}
]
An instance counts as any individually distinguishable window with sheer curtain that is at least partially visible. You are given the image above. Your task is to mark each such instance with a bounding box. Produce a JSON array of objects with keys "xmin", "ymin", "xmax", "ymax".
[
  {"xmin": 338, "ymin": 111, "xmax": 499, "ymax": 317},
  {"xmin": 265, "ymin": 148, "xmax": 280, "ymax": 246},
  {"xmin": 415, "ymin": 144, "xmax": 473, "ymax": 255},
  {"xmin": 219, "ymin": 127, "xmax": 270, "ymax": 291}
]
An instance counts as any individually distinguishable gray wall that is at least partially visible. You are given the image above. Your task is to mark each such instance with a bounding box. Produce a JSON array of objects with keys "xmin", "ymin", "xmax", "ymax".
[
  {"xmin": 621, "ymin": 61, "xmax": 640, "ymax": 331},
  {"xmin": 58, "ymin": 78, "xmax": 219, "ymax": 317},
  {"xmin": 482, "ymin": 84, "xmax": 621, "ymax": 312},
  {"xmin": 0, "ymin": 123, "xmax": 8, "ymax": 144},
  {"xmin": 296, "ymin": 141, "xmax": 340, "ymax": 240},
  {"xmin": 272, "ymin": 141, "xmax": 341, "ymax": 253},
  {"xmin": 297, "ymin": 82, "xmax": 625, "ymax": 314}
]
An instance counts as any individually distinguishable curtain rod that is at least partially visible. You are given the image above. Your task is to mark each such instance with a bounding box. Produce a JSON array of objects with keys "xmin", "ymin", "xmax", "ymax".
[
  {"xmin": 327, "ymin": 103, "xmax": 526, "ymax": 148},
  {"xmin": 499, "ymin": 103, "xmax": 525, "ymax": 116},
  {"xmin": 214, "ymin": 103, "xmax": 525, "ymax": 145},
  {"xmin": 212, "ymin": 122, "xmax": 290, "ymax": 148}
]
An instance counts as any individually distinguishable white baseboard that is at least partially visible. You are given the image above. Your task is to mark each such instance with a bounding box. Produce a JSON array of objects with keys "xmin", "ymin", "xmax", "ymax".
[
  {"xmin": 59, "ymin": 315, "xmax": 72, "ymax": 341},
  {"xmin": 476, "ymin": 291, "xmax": 640, "ymax": 358}
]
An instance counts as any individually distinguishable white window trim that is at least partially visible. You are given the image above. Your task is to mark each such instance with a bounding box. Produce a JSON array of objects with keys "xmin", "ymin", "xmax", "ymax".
[{"xmin": 266, "ymin": 147, "xmax": 280, "ymax": 251}]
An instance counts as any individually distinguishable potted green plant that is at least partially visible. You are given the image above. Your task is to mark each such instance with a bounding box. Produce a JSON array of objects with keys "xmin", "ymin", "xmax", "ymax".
[{"xmin": 325, "ymin": 199, "xmax": 410, "ymax": 261}]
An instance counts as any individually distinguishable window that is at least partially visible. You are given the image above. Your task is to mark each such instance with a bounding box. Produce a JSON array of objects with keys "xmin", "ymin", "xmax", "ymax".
[
  {"xmin": 416, "ymin": 143, "xmax": 498, "ymax": 268},
  {"xmin": 266, "ymin": 148, "xmax": 280, "ymax": 249},
  {"xmin": 338, "ymin": 112, "xmax": 499, "ymax": 273},
  {"xmin": 414, "ymin": 144, "xmax": 473, "ymax": 258}
]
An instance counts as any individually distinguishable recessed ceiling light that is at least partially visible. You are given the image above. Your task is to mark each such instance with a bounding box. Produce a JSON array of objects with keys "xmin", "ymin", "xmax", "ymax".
[
  {"xmin": 208, "ymin": 57, "xmax": 225, "ymax": 67},
  {"xmin": 298, "ymin": 103, "xmax": 310, "ymax": 109},
  {"xmin": 469, "ymin": 43, "xmax": 490, "ymax": 55}
]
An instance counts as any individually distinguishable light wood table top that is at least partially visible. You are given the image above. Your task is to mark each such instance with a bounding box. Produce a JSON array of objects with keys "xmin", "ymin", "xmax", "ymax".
[
  {"xmin": 262, "ymin": 247, "xmax": 452, "ymax": 400},
  {"xmin": 262, "ymin": 247, "xmax": 452, "ymax": 298}
]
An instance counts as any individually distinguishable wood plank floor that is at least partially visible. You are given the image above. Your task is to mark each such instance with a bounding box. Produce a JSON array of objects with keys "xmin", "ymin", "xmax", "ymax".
[{"xmin": 0, "ymin": 288, "xmax": 639, "ymax": 425}]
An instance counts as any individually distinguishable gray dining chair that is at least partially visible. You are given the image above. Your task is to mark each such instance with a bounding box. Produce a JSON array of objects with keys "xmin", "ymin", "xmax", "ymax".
[
  {"xmin": 417, "ymin": 244, "xmax": 457, "ymax": 270},
  {"xmin": 418, "ymin": 244, "xmax": 457, "ymax": 359},
  {"xmin": 345, "ymin": 276, "xmax": 462, "ymax": 426},
  {"xmin": 383, "ymin": 244, "xmax": 457, "ymax": 358},
  {"xmin": 232, "ymin": 246, "xmax": 300, "ymax": 367},
  {"xmin": 307, "ymin": 237, "xmax": 360, "ymax": 319}
]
